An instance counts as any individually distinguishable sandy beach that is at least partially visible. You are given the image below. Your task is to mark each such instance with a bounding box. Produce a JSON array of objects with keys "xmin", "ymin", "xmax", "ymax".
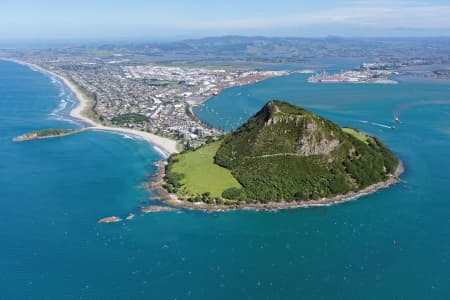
[
  {"xmin": 57, "ymin": 69, "xmax": 179, "ymax": 156},
  {"xmin": 1, "ymin": 58, "xmax": 179, "ymax": 156}
]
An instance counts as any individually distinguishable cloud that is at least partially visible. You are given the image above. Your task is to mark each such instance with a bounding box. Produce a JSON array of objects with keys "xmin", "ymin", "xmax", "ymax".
[{"xmin": 183, "ymin": 1, "xmax": 450, "ymax": 31}]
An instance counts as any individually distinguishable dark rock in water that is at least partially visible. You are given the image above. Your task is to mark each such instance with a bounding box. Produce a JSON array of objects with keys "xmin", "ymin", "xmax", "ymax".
[{"xmin": 141, "ymin": 205, "xmax": 177, "ymax": 213}]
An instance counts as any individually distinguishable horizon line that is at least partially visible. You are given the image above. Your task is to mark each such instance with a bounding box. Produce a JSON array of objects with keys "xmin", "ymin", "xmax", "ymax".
[{"xmin": 1, "ymin": 34, "xmax": 450, "ymax": 44}]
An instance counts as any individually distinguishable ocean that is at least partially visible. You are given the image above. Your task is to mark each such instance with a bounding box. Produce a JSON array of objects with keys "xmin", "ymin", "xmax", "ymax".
[{"xmin": 1, "ymin": 59, "xmax": 450, "ymax": 299}]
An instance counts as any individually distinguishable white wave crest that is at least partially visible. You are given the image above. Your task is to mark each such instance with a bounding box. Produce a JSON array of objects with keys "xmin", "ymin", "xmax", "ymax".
[{"xmin": 153, "ymin": 146, "xmax": 168, "ymax": 158}]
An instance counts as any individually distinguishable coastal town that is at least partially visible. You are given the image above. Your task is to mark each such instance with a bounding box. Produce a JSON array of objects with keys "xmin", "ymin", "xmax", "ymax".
[
  {"xmin": 11, "ymin": 54, "xmax": 287, "ymax": 149},
  {"xmin": 2, "ymin": 37, "xmax": 448, "ymax": 152}
]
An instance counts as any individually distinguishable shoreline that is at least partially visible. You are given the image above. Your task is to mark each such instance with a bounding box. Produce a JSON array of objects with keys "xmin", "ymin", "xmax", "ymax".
[
  {"xmin": 185, "ymin": 72, "xmax": 290, "ymax": 136},
  {"xmin": 3, "ymin": 58, "xmax": 287, "ymax": 157},
  {"xmin": 3, "ymin": 58, "xmax": 405, "ymax": 212},
  {"xmin": 189, "ymin": 71, "xmax": 290, "ymax": 108},
  {"xmin": 152, "ymin": 160, "xmax": 404, "ymax": 212},
  {"xmin": 1, "ymin": 58, "xmax": 179, "ymax": 157}
]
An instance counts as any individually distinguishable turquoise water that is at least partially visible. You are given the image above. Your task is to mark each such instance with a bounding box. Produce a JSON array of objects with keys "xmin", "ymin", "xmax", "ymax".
[{"xmin": 1, "ymin": 60, "xmax": 450, "ymax": 299}]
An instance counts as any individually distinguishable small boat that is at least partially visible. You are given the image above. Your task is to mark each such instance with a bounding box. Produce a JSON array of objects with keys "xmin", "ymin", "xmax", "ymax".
[{"xmin": 394, "ymin": 116, "xmax": 401, "ymax": 124}]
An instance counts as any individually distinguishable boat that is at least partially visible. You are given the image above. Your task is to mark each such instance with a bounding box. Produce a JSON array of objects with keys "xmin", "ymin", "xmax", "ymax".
[{"xmin": 394, "ymin": 116, "xmax": 401, "ymax": 124}]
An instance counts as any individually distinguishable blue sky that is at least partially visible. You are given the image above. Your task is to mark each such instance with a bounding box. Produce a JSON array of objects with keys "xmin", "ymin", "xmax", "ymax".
[{"xmin": 1, "ymin": 0, "xmax": 450, "ymax": 39}]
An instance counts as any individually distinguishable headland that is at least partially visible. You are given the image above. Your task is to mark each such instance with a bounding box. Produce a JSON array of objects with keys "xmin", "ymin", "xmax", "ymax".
[
  {"xmin": 152, "ymin": 158, "xmax": 403, "ymax": 212},
  {"xmin": 156, "ymin": 100, "xmax": 404, "ymax": 211}
]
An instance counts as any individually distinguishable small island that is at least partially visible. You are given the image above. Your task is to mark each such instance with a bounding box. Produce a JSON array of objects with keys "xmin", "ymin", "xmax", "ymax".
[
  {"xmin": 157, "ymin": 100, "xmax": 403, "ymax": 211},
  {"xmin": 13, "ymin": 128, "xmax": 84, "ymax": 142}
]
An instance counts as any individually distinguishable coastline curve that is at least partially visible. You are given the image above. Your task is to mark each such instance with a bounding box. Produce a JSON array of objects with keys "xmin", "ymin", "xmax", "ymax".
[{"xmin": 0, "ymin": 58, "xmax": 179, "ymax": 157}]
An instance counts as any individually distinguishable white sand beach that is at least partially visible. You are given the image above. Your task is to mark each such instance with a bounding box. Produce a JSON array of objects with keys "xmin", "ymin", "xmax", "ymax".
[
  {"xmin": 60, "ymin": 74, "xmax": 179, "ymax": 156},
  {"xmin": 4, "ymin": 58, "xmax": 179, "ymax": 156}
]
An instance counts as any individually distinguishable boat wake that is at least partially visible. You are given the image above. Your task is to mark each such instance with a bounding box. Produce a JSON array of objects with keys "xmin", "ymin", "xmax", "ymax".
[{"xmin": 360, "ymin": 120, "xmax": 395, "ymax": 129}]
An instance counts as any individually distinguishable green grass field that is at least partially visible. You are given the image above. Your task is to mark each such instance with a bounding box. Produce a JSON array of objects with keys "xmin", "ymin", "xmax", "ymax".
[
  {"xmin": 170, "ymin": 141, "xmax": 242, "ymax": 197},
  {"xmin": 343, "ymin": 127, "xmax": 371, "ymax": 144}
]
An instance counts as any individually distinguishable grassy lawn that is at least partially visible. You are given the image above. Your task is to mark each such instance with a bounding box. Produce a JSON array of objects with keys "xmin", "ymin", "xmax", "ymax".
[
  {"xmin": 343, "ymin": 127, "xmax": 371, "ymax": 144},
  {"xmin": 170, "ymin": 141, "xmax": 242, "ymax": 197}
]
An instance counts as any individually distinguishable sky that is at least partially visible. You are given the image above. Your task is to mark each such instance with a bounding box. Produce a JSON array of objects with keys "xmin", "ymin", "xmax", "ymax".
[{"xmin": 1, "ymin": 0, "xmax": 450, "ymax": 40}]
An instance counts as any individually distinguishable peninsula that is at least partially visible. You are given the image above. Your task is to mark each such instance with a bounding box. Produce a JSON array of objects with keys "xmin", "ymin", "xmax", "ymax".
[
  {"xmin": 13, "ymin": 128, "xmax": 84, "ymax": 142},
  {"xmin": 160, "ymin": 100, "xmax": 403, "ymax": 211}
]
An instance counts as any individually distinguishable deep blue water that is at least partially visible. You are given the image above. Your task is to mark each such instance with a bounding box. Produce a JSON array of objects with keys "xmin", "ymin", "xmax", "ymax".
[{"xmin": 1, "ymin": 60, "xmax": 450, "ymax": 299}]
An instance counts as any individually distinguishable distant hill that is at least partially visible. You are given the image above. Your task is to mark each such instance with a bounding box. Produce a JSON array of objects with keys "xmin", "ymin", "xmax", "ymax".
[
  {"xmin": 214, "ymin": 100, "xmax": 399, "ymax": 202},
  {"xmin": 130, "ymin": 36, "xmax": 450, "ymax": 63}
]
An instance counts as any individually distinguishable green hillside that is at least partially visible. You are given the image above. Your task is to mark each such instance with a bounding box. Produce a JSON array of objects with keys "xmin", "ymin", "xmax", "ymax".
[
  {"xmin": 214, "ymin": 100, "xmax": 399, "ymax": 202},
  {"xmin": 165, "ymin": 100, "xmax": 399, "ymax": 204},
  {"xmin": 164, "ymin": 141, "xmax": 242, "ymax": 200}
]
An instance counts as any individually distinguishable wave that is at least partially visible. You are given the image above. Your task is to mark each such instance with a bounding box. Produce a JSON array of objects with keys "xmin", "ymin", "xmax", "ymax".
[
  {"xmin": 47, "ymin": 77, "xmax": 83, "ymax": 125},
  {"xmin": 153, "ymin": 146, "xmax": 168, "ymax": 158},
  {"xmin": 16, "ymin": 60, "xmax": 84, "ymax": 127},
  {"xmin": 120, "ymin": 134, "xmax": 139, "ymax": 140},
  {"xmin": 58, "ymin": 89, "xmax": 65, "ymax": 97},
  {"xmin": 95, "ymin": 130, "xmax": 142, "ymax": 141},
  {"xmin": 48, "ymin": 97, "xmax": 80, "ymax": 125},
  {"xmin": 28, "ymin": 65, "xmax": 41, "ymax": 73},
  {"xmin": 48, "ymin": 95, "xmax": 79, "ymax": 124},
  {"xmin": 50, "ymin": 99, "xmax": 68, "ymax": 115},
  {"xmin": 91, "ymin": 129, "xmax": 169, "ymax": 158},
  {"xmin": 48, "ymin": 115, "xmax": 80, "ymax": 125}
]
